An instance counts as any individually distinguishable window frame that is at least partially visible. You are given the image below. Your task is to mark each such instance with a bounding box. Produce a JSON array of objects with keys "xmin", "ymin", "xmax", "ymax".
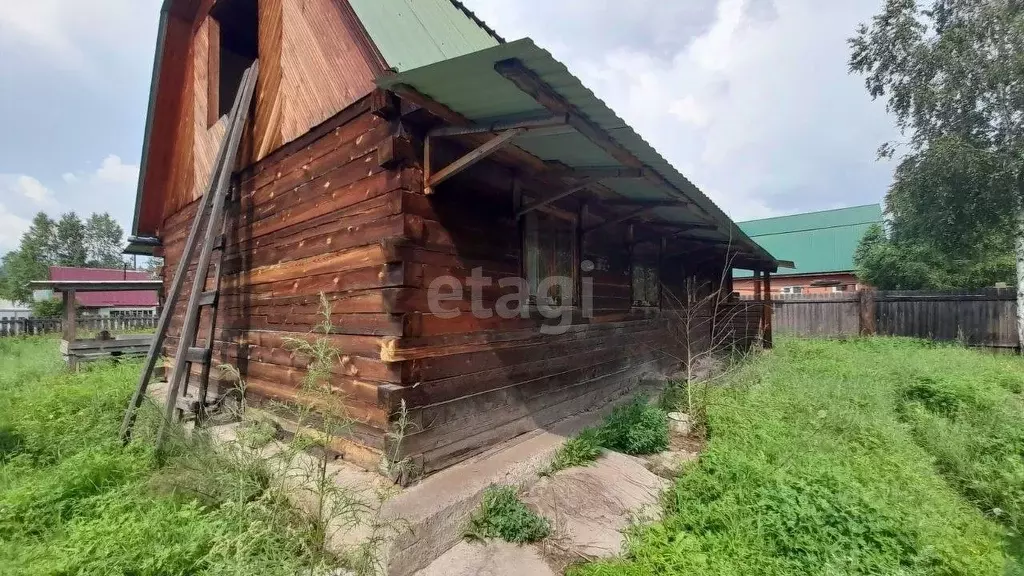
[
  {"xmin": 781, "ymin": 285, "xmax": 804, "ymax": 295},
  {"xmin": 630, "ymin": 246, "xmax": 661, "ymax": 308},
  {"xmin": 521, "ymin": 207, "xmax": 579, "ymax": 308}
]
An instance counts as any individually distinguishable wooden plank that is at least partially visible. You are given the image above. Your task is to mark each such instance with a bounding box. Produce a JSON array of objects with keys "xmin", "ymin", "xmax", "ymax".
[
  {"xmin": 425, "ymin": 128, "xmax": 524, "ymax": 193},
  {"xmin": 516, "ymin": 182, "xmax": 590, "ymax": 218}
]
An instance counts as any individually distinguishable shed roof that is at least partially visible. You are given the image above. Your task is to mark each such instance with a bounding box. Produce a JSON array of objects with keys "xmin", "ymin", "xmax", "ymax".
[
  {"xmin": 43, "ymin": 267, "xmax": 160, "ymax": 308},
  {"xmin": 734, "ymin": 204, "xmax": 882, "ymax": 277},
  {"xmin": 378, "ymin": 38, "xmax": 776, "ymax": 269}
]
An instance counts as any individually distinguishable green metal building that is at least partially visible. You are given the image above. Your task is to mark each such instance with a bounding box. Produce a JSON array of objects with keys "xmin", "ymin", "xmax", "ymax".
[{"xmin": 734, "ymin": 204, "xmax": 883, "ymax": 294}]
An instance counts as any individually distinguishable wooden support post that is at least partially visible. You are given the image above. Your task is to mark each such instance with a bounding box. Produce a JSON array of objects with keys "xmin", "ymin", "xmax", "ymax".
[
  {"xmin": 763, "ymin": 271, "xmax": 773, "ymax": 349},
  {"xmin": 859, "ymin": 288, "xmax": 877, "ymax": 336},
  {"xmin": 753, "ymin": 270, "xmax": 762, "ymax": 301},
  {"xmin": 423, "ymin": 135, "xmax": 432, "ymax": 194},
  {"xmin": 62, "ymin": 289, "xmax": 77, "ymax": 343},
  {"xmin": 63, "ymin": 289, "xmax": 77, "ymax": 370}
]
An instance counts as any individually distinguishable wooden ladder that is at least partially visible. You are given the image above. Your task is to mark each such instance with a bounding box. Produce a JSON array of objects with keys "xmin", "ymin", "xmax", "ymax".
[{"xmin": 119, "ymin": 60, "xmax": 260, "ymax": 450}]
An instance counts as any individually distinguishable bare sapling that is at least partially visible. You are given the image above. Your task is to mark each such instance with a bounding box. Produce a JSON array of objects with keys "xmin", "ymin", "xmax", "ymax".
[{"xmin": 652, "ymin": 246, "xmax": 767, "ymax": 426}]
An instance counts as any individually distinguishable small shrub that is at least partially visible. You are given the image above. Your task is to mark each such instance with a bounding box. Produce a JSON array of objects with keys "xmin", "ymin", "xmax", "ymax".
[
  {"xmin": 599, "ymin": 397, "xmax": 669, "ymax": 456},
  {"xmin": 465, "ymin": 485, "xmax": 550, "ymax": 544},
  {"xmin": 546, "ymin": 428, "xmax": 602, "ymax": 475},
  {"xmin": 31, "ymin": 298, "xmax": 65, "ymax": 318}
]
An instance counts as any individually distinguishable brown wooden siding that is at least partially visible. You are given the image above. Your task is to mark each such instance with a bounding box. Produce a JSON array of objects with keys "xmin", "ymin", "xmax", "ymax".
[
  {"xmin": 158, "ymin": 103, "xmax": 409, "ymax": 469},
  {"xmin": 148, "ymin": 0, "xmax": 380, "ymax": 236}
]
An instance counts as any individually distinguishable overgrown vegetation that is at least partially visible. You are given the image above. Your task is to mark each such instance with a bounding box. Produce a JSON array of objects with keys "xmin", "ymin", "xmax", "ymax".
[
  {"xmin": 0, "ymin": 337, "xmax": 322, "ymax": 575},
  {"xmin": 546, "ymin": 396, "xmax": 671, "ymax": 475},
  {"xmin": 573, "ymin": 338, "xmax": 1024, "ymax": 576},
  {"xmin": 545, "ymin": 428, "xmax": 603, "ymax": 475},
  {"xmin": 0, "ymin": 294, "xmax": 410, "ymax": 575},
  {"xmin": 465, "ymin": 485, "xmax": 550, "ymax": 544},
  {"xmin": 598, "ymin": 396, "xmax": 669, "ymax": 456}
]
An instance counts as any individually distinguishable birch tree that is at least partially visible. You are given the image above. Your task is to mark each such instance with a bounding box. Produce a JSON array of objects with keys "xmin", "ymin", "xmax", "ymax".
[{"xmin": 850, "ymin": 0, "xmax": 1024, "ymax": 349}]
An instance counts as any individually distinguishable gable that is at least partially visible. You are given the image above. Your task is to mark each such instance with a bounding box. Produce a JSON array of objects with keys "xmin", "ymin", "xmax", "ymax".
[{"xmin": 134, "ymin": 0, "xmax": 390, "ymax": 236}]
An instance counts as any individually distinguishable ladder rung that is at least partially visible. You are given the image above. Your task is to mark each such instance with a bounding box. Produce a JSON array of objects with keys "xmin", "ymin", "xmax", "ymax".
[
  {"xmin": 198, "ymin": 291, "xmax": 219, "ymax": 307},
  {"xmin": 185, "ymin": 347, "xmax": 211, "ymax": 365}
]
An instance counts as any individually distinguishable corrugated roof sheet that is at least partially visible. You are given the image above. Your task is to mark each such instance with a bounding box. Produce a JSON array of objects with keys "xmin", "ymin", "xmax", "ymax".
[
  {"xmin": 48, "ymin": 267, "xmax": 160, "ymax": 308},
  {"xmin": 734, "ymin": 204, "xmax": 882, "ymax": 277},
  {"xmin": 377, "ymin": 38, "xmax": 775, "ymax": 267},
  {"xmin": 347, "ymin": 0, "xmax": 502, "ymax": 72}
]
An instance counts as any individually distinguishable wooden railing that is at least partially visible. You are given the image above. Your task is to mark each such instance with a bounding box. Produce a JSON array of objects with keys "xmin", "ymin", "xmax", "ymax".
[{"xmin": 0, "ymin": 315, "xmax": 159, "ymax": 337}]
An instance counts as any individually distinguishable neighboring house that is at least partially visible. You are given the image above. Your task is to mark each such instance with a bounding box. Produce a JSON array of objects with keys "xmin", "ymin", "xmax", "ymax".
[
  {"xmin": 35, "ymin": 267, "xmax": 160, "ymax": 317},
  {"xmin": 0, "ymin": 300, "xmax": 31, "ymax": 320},
  {"xmin": 734, "ymin": 204, "xmax": 883, "ymax": 296},
  {"xmin": 130, "ymin": 0, "xmax": 778, "ymax": 476}
]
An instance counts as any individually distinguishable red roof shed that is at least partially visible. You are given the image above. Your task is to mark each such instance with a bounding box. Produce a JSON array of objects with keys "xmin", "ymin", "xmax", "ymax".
[{"xmin": 47, "ymin": 267, "xmax": 159, "ymax": 308}]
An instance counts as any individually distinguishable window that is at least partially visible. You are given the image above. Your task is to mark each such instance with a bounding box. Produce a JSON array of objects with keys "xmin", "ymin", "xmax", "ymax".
[
  {"xmin": 831, "ymin": 285, "xmax": 848, "ymax": 293},
  {"xmin": 631, "ymin": 248, "xmax": 660, "ymax": 307},
  {"xmin": 523, "ymin": 210, "xmax": 577, "ymax": 306},
  {"xmin": 781, "ymin": 286, "xmax": 803, "ymax": 295},
  {"xmin": 209, "ymin": 0, "xmax": 259, "ymax": 125}
]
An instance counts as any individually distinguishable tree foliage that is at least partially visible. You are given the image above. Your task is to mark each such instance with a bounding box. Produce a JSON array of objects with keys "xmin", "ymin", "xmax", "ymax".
[
  {"xmin": 84, "ymin": 213, "xmax": 127, "ymax": 269},
  {"xmin": 0, "ymin": 212, "xmax": 128, "ymax": 303},
  {"xmin": 849, "ymin": 0, "xmax": 1024, "ymax": 289}
]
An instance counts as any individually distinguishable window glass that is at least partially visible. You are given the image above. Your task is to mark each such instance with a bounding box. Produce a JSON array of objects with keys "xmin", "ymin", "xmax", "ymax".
[
  {"xmin": 631, "ymin": 254, "xmax": 660, "ymax": 307},
  {"xmin": 524, "ymin": 211, "xmax": 576, "ymax": 305}
]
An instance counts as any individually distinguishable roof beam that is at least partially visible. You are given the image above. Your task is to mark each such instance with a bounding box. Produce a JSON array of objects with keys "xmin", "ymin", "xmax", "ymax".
[
  {"xmin": 584, "ymin": 206, "xmax": 656, "ymax": 234},
  {"xmin": 425, "ymin": 128, "xmax": 524, "ymax": 193},
  {"xmin": 601, "ymin": 199, "xmax": 678, "ymax": 208},
  {"xmin": 564, "ymin": 167, "xmax": 644, "ymax": 180},
  {"xmin": 495, "ymin": 59, "xmax": 715, "ymax": 218},
  {"xmin": 517, "ymin": 182, "xmax": 592, "ymax": 218},
  {"xmin": 428, "ymin": 115, "xmax": 568, "ymax": 137}
]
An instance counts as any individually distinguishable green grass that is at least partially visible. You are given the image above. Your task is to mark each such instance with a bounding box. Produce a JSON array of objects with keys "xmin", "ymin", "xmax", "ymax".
[
  {"xmin": 598, "ymin": 396, "xmax": 670, "ymax": 456},
  {"xmin": 546, "ymin": 428, "xmax": 604, "ymax": 475},
  {"xmin": 465, "ymin": 485, "xmax": 551, "ymax": 544},
  {"xmin": 547, "ymin": 397, "xmax": 672, "ymax": 475},
  {"xmin": 0, "ymin": 336, "xmax": 334, "ymax": 575},
  {"xmin": 572, "ymin": 337, "xmax": 1024, "ymax": 576}
]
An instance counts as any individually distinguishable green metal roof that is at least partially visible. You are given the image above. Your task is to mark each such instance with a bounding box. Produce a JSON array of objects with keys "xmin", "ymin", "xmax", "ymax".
[
  {"xmin": 377, "ymin": 38, "xmax": 776, "ymax": 269},
  {"xmin": 347, "ymin": 0, "xmax": 502, "ymax": 72},
  {"xmin": 734, "ymin": 204, "xmax": 882, "ymax": 277}
]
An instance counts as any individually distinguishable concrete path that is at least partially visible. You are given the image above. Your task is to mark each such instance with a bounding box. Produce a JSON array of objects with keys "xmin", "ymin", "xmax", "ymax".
[{"xmin": 415, "ymin": 450, "xmax": 668, "ymax": 575}]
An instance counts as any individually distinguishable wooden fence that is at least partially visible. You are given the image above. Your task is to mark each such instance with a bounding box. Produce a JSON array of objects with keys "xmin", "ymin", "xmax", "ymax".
[
  {"xmin": 742, "ymin": 289, "xmax": 1019, "ymax": 350},
  {"xmin": 0, "ymin": 315, "xmax": 159, "ymax": 337}
]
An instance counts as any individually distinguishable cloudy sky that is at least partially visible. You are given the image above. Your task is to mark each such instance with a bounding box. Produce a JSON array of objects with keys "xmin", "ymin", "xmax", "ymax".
[{"xmin": 0, "ymin": 0, "xmax": 898, "ymax": 254}]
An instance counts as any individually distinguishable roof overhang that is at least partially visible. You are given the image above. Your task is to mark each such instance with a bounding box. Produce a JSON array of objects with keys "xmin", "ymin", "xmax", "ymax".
[
  {"xmin": 124, "ymin": 236, "xmax": 163, "ymax": 256},
  {"xmin": 377, "ymin": 38, "xmax": 779, "ymax": 272},
  {"xmin": 29, "ymin": 281, "xmax": 164, "ymax": 292}
]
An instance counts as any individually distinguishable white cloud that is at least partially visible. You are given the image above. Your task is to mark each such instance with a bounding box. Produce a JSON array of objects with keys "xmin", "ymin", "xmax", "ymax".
[
  {"xmin": 0, "ymin": 0, "xmax": 157, "ymax": 67},
  {"xmin": 10, "ymin": 175, "xmax": 57, "ymax": 207},
  {"xmin": 0, "ymin": 203, "xmax": 31, "ymax": 252},
  {"xmin": 462, "ymin": 0, "xmax": 898, "ymax": 221},
  {"xmin": 0, "ymin": 155, "xmax": 141, "ymax": 255},
  {"xmin": 94, "ymin": 155, "xmax": 140, "ymax": 186}
]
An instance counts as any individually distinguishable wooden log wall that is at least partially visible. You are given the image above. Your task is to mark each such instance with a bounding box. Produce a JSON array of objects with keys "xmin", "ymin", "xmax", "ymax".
[
  {"xmin": 376, "ymin": 152, "xmax": 746, "ymax": 474},
  {"xmin": 158, "ymin": 99, "xmax": 414, "ymax": 470},
  {"xmin": 156, "ymin": 92, "xmax": 767, "ymax": 476}
]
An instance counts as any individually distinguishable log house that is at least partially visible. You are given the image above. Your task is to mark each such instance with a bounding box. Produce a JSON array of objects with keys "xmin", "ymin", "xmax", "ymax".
[{"xmin": 129, "ymin": 0, "xmax": 780, "ymax": 476}]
